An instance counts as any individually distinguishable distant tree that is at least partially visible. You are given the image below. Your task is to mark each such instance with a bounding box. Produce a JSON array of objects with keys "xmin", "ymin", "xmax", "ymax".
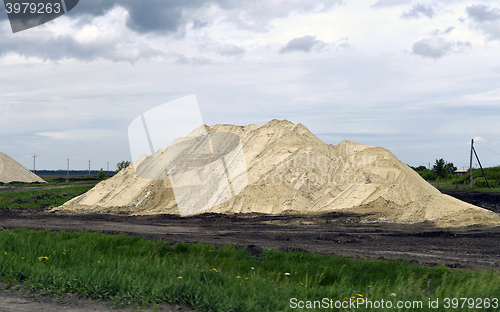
[
  {"xmin": 116, "ymin": 161, "xmax": 131, "ymax": 173},
  {"xmin": 97, "ymin": 168, "xmax": 108, "ymax": 179},
  {"xmin": 83, "ymin": 174, "xmax": 93, "ymax": 180},
  {"xmin": 433, "ymin": 159, "xmax": 446, "ymax": 177},
  {"xmin": 408, "ymin": 165, "xmax": 427, "ymax": 171},
  {"xmin": 420, "ymin": 169, "xmax": 438, "ymax": 180},
  {"xmin": 445, "ymin": 162, "xmax": 457, "ymax": 174},
  {"xmin": 416, "ymin": 165, "xmax": 426, "ymax": 171}
]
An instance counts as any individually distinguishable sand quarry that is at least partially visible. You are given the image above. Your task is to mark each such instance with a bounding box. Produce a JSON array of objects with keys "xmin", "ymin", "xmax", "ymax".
[
  {"xmin": 52, "ymin": 120, "xmax": 500, "ymax": 228},
  {"xmin": 0, "ymin": 152, "xmax": 46, "ymax": 184}
]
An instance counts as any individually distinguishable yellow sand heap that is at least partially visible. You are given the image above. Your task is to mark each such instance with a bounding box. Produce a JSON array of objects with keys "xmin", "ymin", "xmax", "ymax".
[{"xmin": 51, "ymin": 120, "xmax": 500, "ymax": 228}]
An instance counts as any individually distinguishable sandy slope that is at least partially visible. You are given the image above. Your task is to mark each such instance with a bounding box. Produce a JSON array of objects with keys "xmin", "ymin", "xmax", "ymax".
[
  {"xmin": 0, "ymin": 152, "xmax": 46, "ymax": 183},
  {"xmin": 51, "ymin": 120, "xmax": 500, "ymax": 228}
]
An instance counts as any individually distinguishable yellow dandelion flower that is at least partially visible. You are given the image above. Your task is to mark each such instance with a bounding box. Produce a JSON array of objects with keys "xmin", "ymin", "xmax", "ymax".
[
  {"xmin": 237, "ymin": 276, "xmax": 241, "ymax": 278},
  {"xmin": 178, "ymin": 276, "xmax": 182, "ymax": 279},
  {"xmin": 343, "ymin": 298, "xmax": 348, "ymax": 301},
  {"xmin": 201, "ymin": 270, "xmax": 204, "ymax": 272},
  {"xmin": 21, "ymin": 257, "xmax": 25, "ymax": 260},
  {"xmin": 62, "ymin": 253, "xmax": 66, "ymax": 255},
  {"xmin": 4, "ymin": 252, "xmax": 6, "ymax": 255},
  {"xmin": 245, "ymin": 277, "xmax": 249, "ymax": 280},
  {"xmin": 357, "ymin": 294, "xmax": 363, "ymax": 297}
]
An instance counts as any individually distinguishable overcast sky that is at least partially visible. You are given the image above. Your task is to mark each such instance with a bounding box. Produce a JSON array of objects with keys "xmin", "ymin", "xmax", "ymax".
[{"xmin": 1, "ymin": 0, "xmax": 499, "ymax": 171}]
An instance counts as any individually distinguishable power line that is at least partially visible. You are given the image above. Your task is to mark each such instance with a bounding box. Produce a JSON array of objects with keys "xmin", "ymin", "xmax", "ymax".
[{"xmin": 475, "ymin": 143, "xmax": 500, "ymax": 156}]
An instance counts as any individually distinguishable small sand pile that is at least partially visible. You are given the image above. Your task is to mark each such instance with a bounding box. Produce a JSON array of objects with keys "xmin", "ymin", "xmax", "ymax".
[
  {"xmin": 0, "ymin": 152, "xmax": 46, "ymax": 184},
  {"xmin": 52, "ymin": 120, "xmax": 500, "ymax": 228}
]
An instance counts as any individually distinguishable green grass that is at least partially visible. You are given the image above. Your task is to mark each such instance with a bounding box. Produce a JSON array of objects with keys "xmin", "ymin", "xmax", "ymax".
[
  {"xmin": 432, "ymin": 183, "xmax": 500, "ymax": 193},
  {"xmin": 1, "ymin": 229, "xmax": 499, "ymax": 311},
  {"xmin": 0, "ymin": 185, "xmax": 94, "ymax": 210}
]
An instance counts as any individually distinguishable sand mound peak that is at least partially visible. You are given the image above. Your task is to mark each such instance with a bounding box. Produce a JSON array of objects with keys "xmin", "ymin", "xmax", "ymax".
[
  {"xmin": 52, "ymin": 120, "xmax": 500, "ymax": 228},
  {"xmin": 0, "ymin": 152, "xmax": 46, "ymax": 184}
]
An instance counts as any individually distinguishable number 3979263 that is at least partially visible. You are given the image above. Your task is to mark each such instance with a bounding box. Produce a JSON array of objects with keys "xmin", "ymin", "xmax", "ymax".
[{"xmin": 5, "ymin": 2, "xmax": 61, "ymax": 14}]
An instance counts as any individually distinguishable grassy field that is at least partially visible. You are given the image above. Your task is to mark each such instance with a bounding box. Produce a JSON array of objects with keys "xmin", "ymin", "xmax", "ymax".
[
  {"xmin": 431, "ymin": 183, "xmax": 500, "ymax": 193},
  {"xmin": 0, "ymin": 185, "xmax": 94, "ymax": 210},
  {"xmin": 1, "ymin": 229, "xmax": 499, "ymax": 311}
]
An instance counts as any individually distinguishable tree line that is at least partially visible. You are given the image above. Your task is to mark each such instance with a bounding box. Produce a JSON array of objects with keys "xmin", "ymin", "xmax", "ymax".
[{"xmin": 409, "ymin": 159, "xmax": 500, "ymax": 187}]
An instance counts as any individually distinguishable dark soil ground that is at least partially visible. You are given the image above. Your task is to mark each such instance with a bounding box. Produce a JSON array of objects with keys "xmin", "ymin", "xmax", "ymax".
[
  {"xmin": 0, "ymin": 183, "xmax": 96, "ymax": 193},
  {"xmin": 0, "ymin": 190, "xmax": 499, "ymax": 311},
  {"xmin": 1, "ymin": 190, "xmax": 500, "ymax": 269}
]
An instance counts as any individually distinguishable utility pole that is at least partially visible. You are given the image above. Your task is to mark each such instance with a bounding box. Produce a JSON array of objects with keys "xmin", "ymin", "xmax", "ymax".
[
  {"xmin": 32, "ymin": 154, "xmax": 37, "ymax": 173},
  {"xmin": 472, "ymin": 142, "xmax": 491, "ymax": 189},
  {"xmin": 88, "ymin": 159, "xmax": 91, "ymax": 176},
  {"xmin": 470, "ymin": 139, "xmax": 473, "ymax": 188}
]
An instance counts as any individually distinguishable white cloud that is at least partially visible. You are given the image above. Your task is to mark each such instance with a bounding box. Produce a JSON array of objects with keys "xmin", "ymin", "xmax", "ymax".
[
  {"xmin": 37, "ymin": 129, "xmax": 121, "ymax": 141},
  {"xmin": 473, "ymin": 136, "xmax": 486, "ymax": 143}
]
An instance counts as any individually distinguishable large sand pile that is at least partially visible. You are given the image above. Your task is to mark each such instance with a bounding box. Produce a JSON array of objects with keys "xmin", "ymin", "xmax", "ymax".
[
  {"xmin": 0, "ymin": 152, "xmax": 46, "ymax": 184},
  {"xmin": 52, "ymin": 120, "xmax": 500, "ymax": 228}
]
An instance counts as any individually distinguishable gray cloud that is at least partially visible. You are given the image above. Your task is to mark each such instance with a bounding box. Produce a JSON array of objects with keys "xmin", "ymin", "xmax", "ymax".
[
  {"xmin": 279, "ymin": 35, "xmax": 326, "ymax": 54},
  {"xmin": 65, "ymin": 0, "xmax": 343, "ymax": 34},
  {"xmin": 66, "ymin": 0, "xmax": 211, "ymax": 34},
  {"xmin": 466, "ymin": 4, "xmax": 500, "ymax": 40},
  {"xmin": 0, "ymin": 34, "xmax": 163, "ymax": 63},
  {"xmin": 192, "ymin": 19, "xmax": 209, "ymax": 29},
  {"xmin": 1, "ymin": 0, "xmax": 343, "ymax": 34},
  {"xmin": 0, "ymin": 0, "xmax": 206, "ymax": 33},
  {"xmin": 401, "ymin": 3, "xmax": 435, "ymax": 19},
  {"xmin": 370, "ymin": 0, "xmax": 412, "ymax": 8},
  {"xmin": 412, "ymin": 37, "xmax": 471, "ymax": 59},
  {"xmin": 430, "ymin": 26, "xmax": 454, "ymax": 36},
  {"xmin": 0, "ymin": 0, "xmax": 344, "ymax": 62},
  {"xmin": 466, "ymin": 4, "xmax": 500, "ymax": 22}
]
